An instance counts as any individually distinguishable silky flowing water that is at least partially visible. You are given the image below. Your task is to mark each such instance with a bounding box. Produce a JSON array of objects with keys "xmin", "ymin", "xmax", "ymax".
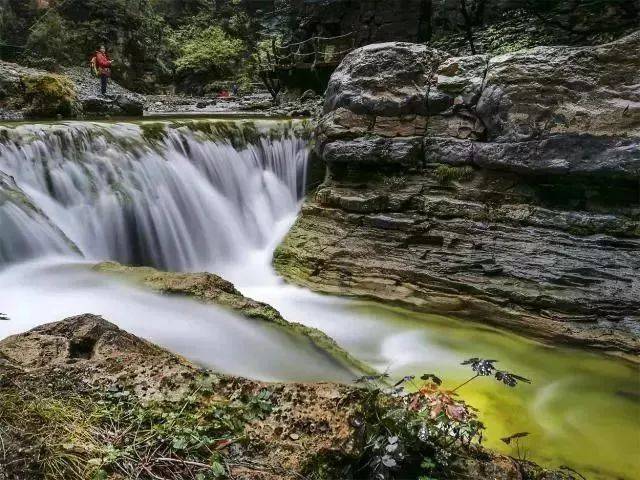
[{"xmin": 0, "ymin": 119, "xmax": 637, "ymax": 480}]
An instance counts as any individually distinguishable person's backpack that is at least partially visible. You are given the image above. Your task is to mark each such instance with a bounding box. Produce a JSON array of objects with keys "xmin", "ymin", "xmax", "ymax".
[{"xmin": 89, "ymin": 56, "xmax": 99, "ymax": 77}]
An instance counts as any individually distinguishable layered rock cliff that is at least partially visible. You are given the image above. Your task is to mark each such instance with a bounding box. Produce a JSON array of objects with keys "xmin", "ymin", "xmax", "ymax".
[{"xmin": 274, "ymin": 32, "xmax": 640, "ymax": 359}]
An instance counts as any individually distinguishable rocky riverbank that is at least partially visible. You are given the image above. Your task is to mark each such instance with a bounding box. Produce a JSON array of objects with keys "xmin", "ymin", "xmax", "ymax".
[
  {"xmin": 0, "ymin": 61, "xmax": 144, "ymax": 120},
  {"xmin": 0, "ymin": 58, "xmax": 324, "ymax": 121},
  {"xmin": 0, "ymin": 314, "xmax": 577, "ymax": 480},
  {"xmin": 274, "ymin": 33, "xmax": 640, "ymax": 360}
]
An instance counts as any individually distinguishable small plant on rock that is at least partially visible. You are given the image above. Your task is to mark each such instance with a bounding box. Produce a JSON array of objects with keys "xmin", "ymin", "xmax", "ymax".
[
  {"xmin": 501, "ymin": 431, "xmax": 530, "ymax": 461},
  {"xmin": 340, "ymin": 358, "xmax": 532, "ymax": 480},
  {"xmin": 458, "ymin": 358, "xmax": 531, "ymax": 390},
  {"xmin": 434, "ymin": 165, "xmax": 475, "ymax": 184}
]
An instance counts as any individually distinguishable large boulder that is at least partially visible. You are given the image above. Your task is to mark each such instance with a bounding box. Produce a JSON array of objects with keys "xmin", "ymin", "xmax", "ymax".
[
  {"xmin": 276, "ymin": 34, "xmax": 640, "ymax": 359},
  {"xmin": 21, "ymin": 72, "xmax": 80, "ymax": 118},
  {"xmin": 319, "ymin": 32, "xmax": 640, "ymax": 176},
  {"xmin": 0, "ymin": 61, "xmax": 79, "ymax": 119},
  {"xmin": 64, "ymin": 67, "xmax": 144, "ymax": 117},
  {"xmin": 324, "ymin": 43, "xmax": 448, "ymax": 117},
  {"xmin": 477, "ymin": 31, "xmax": 640, "ymax": 141}
]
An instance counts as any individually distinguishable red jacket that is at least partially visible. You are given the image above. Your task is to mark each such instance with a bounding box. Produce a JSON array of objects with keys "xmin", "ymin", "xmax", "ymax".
[
  {"xmin": 92, "ymin": 52, "xmax": 112, "ymax": 76},
  {"xmin": 95, "ymin": 52, "xmax": 112, "ymax": 69}
]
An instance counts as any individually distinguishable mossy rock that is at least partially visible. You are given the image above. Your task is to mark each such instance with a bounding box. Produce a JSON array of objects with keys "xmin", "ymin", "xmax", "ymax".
[
  {"xmin": 21, "ymin": 73, "xmax": 80, "ymax": 118},
  {"xmin": 139, "ymin": 122, "xmax": 168, "ymax": 142},
  {"xmin": 93, "ymin": 261, "xmax": 376, "ymax": 377}
]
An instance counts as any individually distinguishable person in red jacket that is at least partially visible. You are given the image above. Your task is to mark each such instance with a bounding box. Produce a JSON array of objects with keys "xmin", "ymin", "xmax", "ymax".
[{"xmin": 90, "ymin": 46, "xmax": 113, "ymax": 96}]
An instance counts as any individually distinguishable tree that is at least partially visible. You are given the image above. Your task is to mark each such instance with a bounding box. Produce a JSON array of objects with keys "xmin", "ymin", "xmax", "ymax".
[
  {"xmin": 252, "ymin": 37, "xmax": 283, "ymax": 103},
  {"xmin": 459, "ymin": 0, "xmax": 487, "ymax": 54}
]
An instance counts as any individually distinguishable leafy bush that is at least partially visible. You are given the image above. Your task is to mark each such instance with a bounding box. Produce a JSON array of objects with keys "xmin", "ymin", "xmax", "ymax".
[
  {"xmin": 173, "ymin": 25, "xmax": 245, "ymax": 79},
  {"xmin": 312, "ymin": 358, "xmax": 532, "ymax": 480},
  {"xmin": 25, "ymin": 11, "xmax": 78, "ymax": 66}
]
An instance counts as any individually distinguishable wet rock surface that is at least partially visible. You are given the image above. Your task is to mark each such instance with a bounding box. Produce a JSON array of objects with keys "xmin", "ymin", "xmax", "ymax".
[
  {"xmin": 276, "ymin": 33, "xmax": 640, "ymax": 359},
  {"xmin": 144, "ymin": 91, "xmax": 323, "ymax": 118},
  {"xmin": 94, "ymin": 261, "xmax": 374, "ymax": 376}
]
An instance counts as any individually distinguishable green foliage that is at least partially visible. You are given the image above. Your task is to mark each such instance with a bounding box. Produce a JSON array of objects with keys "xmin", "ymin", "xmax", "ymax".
[
  {"xmin": 311, "ymin": 360, "xmax": 533, "ymax": 480},
  {"xmin": 434, "ymin": 165, "xmax": 475, "ymax": 184},
  {"xmin": 479, "ymin": 10, "xmax": 562, "ymax": 54},
  {"xmin": 1, "ymin": 0, "xmax": 260, "ymax": 91},
  {"xmin": 25, "ymin": 11, "xmax": 77, "ymax": 65},
  {"xmin": 173, "ymin": 25, "xmax": 245, "ymax": 79},
  {"xmin": 0, "ymin": 378, "xmax": 274, "ymax": 479},
  {"xmin": 139, "ymin": 122, "xmax": 168, "ymax": 142},
  {"xmin": 307, "ymin": 372, "xmax": 487, "ymax": 480}
]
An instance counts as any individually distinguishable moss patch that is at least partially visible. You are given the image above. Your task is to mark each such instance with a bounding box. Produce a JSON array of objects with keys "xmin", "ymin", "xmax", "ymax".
[
  {"xmin": 434, "ymin": 165, "xmax": 475, "ymax": 184},
  {"xmin": 139, "ymin": 121, "xmax": 168, "ymax": 142},
  {"xmin": 21, "ymin": 73, "xmax": 79, "ymax": 118}
]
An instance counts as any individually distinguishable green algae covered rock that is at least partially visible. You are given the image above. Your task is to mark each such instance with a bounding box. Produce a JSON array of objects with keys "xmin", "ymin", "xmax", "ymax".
[
  {"xmin": 93, "ymin": 261, "xmax": 376, "ymax": 377},
  {"xmin": 21, "ymin": 73, "xmax": 80, "ymax": 118}
]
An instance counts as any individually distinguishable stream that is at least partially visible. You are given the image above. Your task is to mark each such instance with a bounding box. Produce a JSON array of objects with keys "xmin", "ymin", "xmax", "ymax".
[{"xmin": 0, "ymin": 119, "xmax": 637, "ymax": 480}]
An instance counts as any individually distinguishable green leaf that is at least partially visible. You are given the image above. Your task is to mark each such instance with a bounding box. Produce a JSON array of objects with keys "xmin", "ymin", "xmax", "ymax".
[
  {"xmin": 91, "ymin": 470, "xmax": 108, "ymax": 480},
  {"xmin": 420, "ymin": 458, "xmax": 436, "ymax": 470},
  {"xmin": 210, "ymin": 461, "xmax": 226, "ymax": 477},
  {"xmin": 171, "ymin": 436, "xmax": 189, "ymax": 451}
]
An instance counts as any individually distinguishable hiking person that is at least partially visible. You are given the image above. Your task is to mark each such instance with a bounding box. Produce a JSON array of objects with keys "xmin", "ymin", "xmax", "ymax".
[{"xmin": 90, "ymin": 46, "xmax": 113, "ymax": 96}]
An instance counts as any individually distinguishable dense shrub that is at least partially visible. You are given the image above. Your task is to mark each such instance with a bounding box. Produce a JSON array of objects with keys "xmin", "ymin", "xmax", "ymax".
[{"xmin": 173, "ymin": 26, "xmax": 245, "ymax": 79}]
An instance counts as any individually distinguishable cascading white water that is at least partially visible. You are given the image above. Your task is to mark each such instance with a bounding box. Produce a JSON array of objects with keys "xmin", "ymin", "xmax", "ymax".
[
  {"xmin": 0, "ymin": 120, "xmax": 308, "ymax": 271},
  {"xmin": 0, "ymin": 119, "xmax": 359, "ymax": 382},
  {"xmin": 0, "ymin": 202, "xmax": 73, "ymax": 264}
]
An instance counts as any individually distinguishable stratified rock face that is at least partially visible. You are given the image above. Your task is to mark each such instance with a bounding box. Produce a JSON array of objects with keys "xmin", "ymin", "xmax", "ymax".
[{"xmin": 276, "ymin": 34, "xmax": 640, "ymax": 358}]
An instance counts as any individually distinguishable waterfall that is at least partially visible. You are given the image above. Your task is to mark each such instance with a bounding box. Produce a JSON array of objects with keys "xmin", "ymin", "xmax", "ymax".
[{"xmin": 0, "ymin": 120, "xmax": 309, "ymax": 271}]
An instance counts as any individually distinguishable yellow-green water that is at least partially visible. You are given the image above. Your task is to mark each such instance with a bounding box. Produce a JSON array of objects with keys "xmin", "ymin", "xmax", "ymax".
[{"xmin": 341, "ymin": 303, "xmax": 640, "ymax": 480}]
